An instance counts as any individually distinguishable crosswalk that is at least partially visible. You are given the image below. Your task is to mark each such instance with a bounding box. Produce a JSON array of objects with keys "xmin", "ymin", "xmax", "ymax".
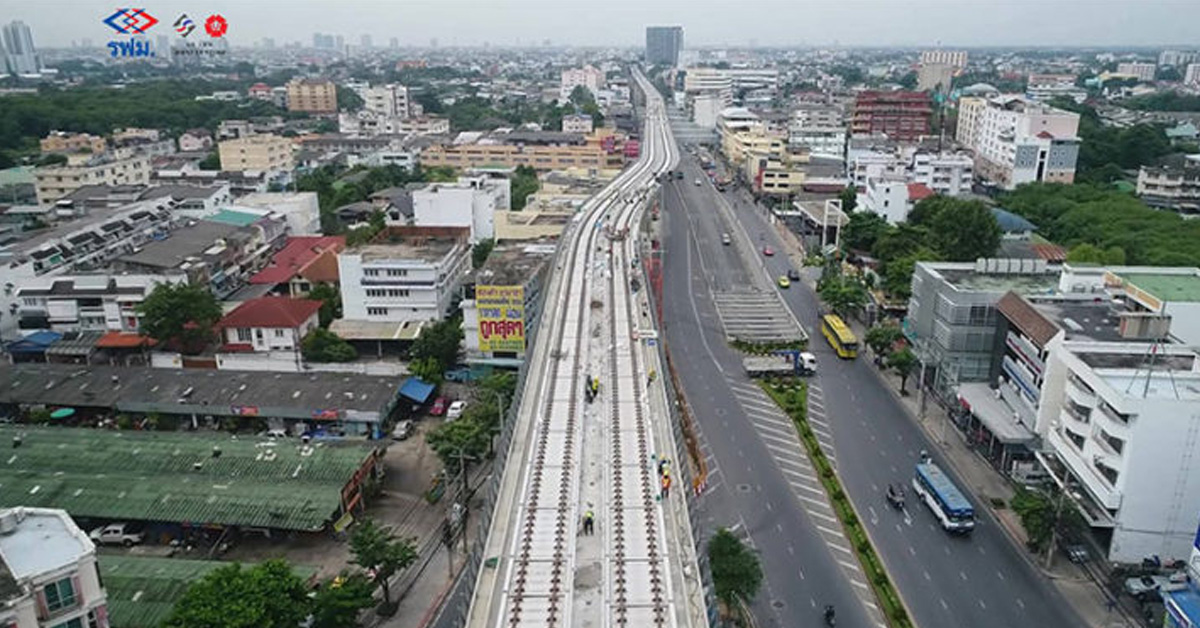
[{"xmin": 723, "ymin": 377, "xmax": 886, "ymax": 627}]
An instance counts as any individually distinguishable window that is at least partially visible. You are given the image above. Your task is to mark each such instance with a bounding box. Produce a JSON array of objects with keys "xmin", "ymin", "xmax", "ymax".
[
  {"xmin": 51, "ymin": 618, "xmax": 83, "ymax": 628},
  {"xmin": 364, "ymin": 269, "xmax": 380, "ymax": 277},
  {"xmin": 236, "ymin": 328, "xmax": 251, "ymax": 342},
  {"xmin": 43, "ymin": 577, "xmax": 77, "ymax": 613},
  {"xmin": 367, "ymin": 307, "xmax": 388, "ymax": 316},
  {"xmin": 274, "ymin": 329, "xmax": 285, "ymax": 338}
]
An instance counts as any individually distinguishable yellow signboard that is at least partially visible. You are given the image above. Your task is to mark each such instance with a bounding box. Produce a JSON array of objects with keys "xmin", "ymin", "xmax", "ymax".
[{"xmin": 477, "ymin": 285, "xmax": 526, "ymax": 353}]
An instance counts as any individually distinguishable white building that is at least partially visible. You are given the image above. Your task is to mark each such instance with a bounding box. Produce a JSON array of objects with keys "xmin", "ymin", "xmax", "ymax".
[
  {"xmin": 34, "ymin": 155, "xmax": 151, "ymax": 205},
  {"xmin": 560, "ymin": 65, "xmax": 604, "ymax": 101},
  {"xmin": 1186, "ymin": 64, "xmax": 1200, "ymax": 87},
  {"xmin": 691, "ymin": 93, "xmax": 724, "ymax": 129},
  {"xmin": 1160, "ymin": 50, "xmax": 1200, "ymax": 68},
  {"xmin": 962, "ymin": 95, "xmax": 1081, "ymax": 190},
  {"xmin": 562, "ymin": 114, "xmax": 594, "ymax": 134},
  {"xmin": 232, "ymin": 192, "xmax": 321, "ymax": 236},
  {"xmin": 849, "ymin": 151, "xmax": 904, "ymax": 189},
  {"xmin": 216, "ymin": 296, "xmax": 321, "ymax": 352},
  {"xmin": 411, "ymin": 176, "xmax": 510, "ymax": 243},
  {"xmin": 178, "ymin": 128, "xmax": 213, "ymax": 152},
  {"xmin": 338, "ymin": 227, "xmax": 471, "ymax": 324},
  {"xmin": 920, "ymin": 49, "xmax": 968, "ymax": 69},
  {"xmin": 917, "ymin": 63, "xmax": 957, "ymax": 92},
  {"xmin": 861, "ymin": 175, "xmax": 911, "ymax": 224},
  {"xmin": 14, "ymin": 273, "xmax": 186, "ymax": 334},
  {"xmin": 363, "ymin": 83, "xmax": 412, "ymax": 119},
  {"xmin": 1116, "ymin": 62, "xmax": 1157, "ymax": 82},
  {"xmin": 0, "ymin": 507, "xmax": 109, "ymax": 628},
  {"xmin": 911, "ymin": 152, "xmax": 974, "ymax": 196}
]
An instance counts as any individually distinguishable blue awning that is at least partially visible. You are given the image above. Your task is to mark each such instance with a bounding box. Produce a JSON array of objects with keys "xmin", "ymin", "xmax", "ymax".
[
  {"xmin": 5, "ymin": 330, "xmax": 63, "ymax": 354},
  {"xmin": 398, "ymin": 377, "xmax": 436, "ymax": 404}
]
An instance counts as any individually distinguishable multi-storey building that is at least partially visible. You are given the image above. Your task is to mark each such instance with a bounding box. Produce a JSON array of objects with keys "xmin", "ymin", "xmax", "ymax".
[
  {"xmin": 34, "ymin": 154, "xmax": 151, "ymax": 205},
  {"xmin": 178, "ymin": 128, "xmax": 213, "ymax": 152},
  {"xmin": 0, "ymin": 507, "xmax": 110, "ymax": 628},
  {"xmin": 338, "ymin": 226, "xmax": 471, "ymax": 324},
  {"xmin": 851, "ymin": 91, "xmax": 932, "ymax": 141},
  {"xmin": 911, "ymin": 151, "xmax": 974, "ymax": 196},
  {"xmin": 39, "ymin": 132, "xmax": 106, "ymax": 155},
  {"xmin": 920, "ymin": 49, "xmax": 968, "ymax": 69},
  {"xmin": 562, "ymin": 114, "xmax": 594, "ymax": 134},
  {"xmin": 2, "ymin": 20, "xmax": 41, "ymax": 75},
  {"xmin": 362, "ymin": 83, "xmax": 411, "ymax": 118},
  {"xmin": 411, "ymin": 176, "xmax": 510, "ymax": 242},
  {"xmin": 1116, "ymin": 62, "xmax": 1157, "ymax": 82},
  {"xmin": 560, "ymin": 65, "xmax": 604, "ymax": 101},
  {"xmin": 645, "ymin": 26, "xmax": 683, "ymax": 66},
  {"xmin": 1137, "ymin": 155, "xmax": 1200, "ymax": 214},
  {"xmin": 419, "ymin": 130, "xmax": 625, "ymax": 171},
  {"xmin": 286, "ymin": 78, "xmax": 338, "ymax": 113},
  {"xmin": 917, "ymin": 63, "xmax": 957, "ymax": 93},
  {"xmin": 1186, "ymin": 63, "xmax": 1200, "ymax": 87},
  {"xmin": 462, "ymin": 243, "xmax": 554, "ymax": 365},
  {"xmin": 1160, "ymin": 50, "xmax": 1200, "ymax": 67},
  {"xmin": 964, "ymin": 95, "xmax": 1080, "ymax": 190},
  {"xmin": 13, "ymin": 273, "xmax": 185, "ymax": 334},
  {"xmin": 218, "ymin": 134, "xmax": 295, "ymax": 173}
]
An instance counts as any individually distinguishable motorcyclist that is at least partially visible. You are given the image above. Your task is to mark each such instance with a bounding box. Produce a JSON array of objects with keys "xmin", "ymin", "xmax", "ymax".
[{"xmin": 824, "ymin": 604, "xmax": 836, "ymax": 623}]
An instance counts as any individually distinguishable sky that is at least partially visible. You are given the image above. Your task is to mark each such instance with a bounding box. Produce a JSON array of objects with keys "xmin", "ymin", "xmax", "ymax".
[{"xmin": 11, "ymin": 0, "xmax": 1200, "ymax": 49}]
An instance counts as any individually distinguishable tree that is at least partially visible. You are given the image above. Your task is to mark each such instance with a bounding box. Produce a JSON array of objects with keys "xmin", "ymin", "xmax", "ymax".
[
  {"xmin": 165, "ymin": 560, "xmax": 310, "ymax": 628},
  {"xmin": 138, "ymin": 282, "xmax": 222, "ymax": 354},
  {"xmin": 887, "ymin": 347, "xmax": 918, "ymax": 395},
  {"xmin": 348, "ymin": 519, "xmax": 419, "ymax": 612},
  {"xmin": 842, "ymin": 211, "xmax": 887, "ymax": 252},
  {"xmin": 198, "ymin": 152, "xmax": 221, "ymax": 171},
  {"xmin": 1066, "ymin": 243, "xmax": 1126, "ymax": 265},
  {"xmin": 708, "ymin": 528, "xmax": 763, "ymax": 614},
  {"xmin": 1010, "ymin": 485, "xmax": 1083, "ymax": 555},
  {"xmin": 411, "ymin": 317, "xmax": 464, "ymax": 371},
  {"xmin": 838, "ymin": 186, "xmax": 858, "ymax": 213},
  {"xmin": 302, "ymin": 329, "xmax": 357, "ymax": 362},
  {"xmin": 568, "ymin": 85, "xmax": 594, "ymax": 107},
  {"xmin": 310, "ymin": 573, "xmax": 375, "ymax": 628},
  {"xmin": 472, "ymin": 238, "xmax": 495, "ymax": 269},
  {"xmin": 926, "ymin": 199, "xmax": 1001, "ymax": 262},
  {"xmin": 337, "ymin": 87, "xmax": 365, "ymax": 112},
  {"xmin": 425, "ymin": 417, "xmax": 490, "ymax": 473},
  {"xmin": 881, "ymin": 246, "xmax": 939, "ymax": 299},
  {"xmin": 308, "ymin": 282, "xmax": 342, "ymax": 327},
  {"xmin": 408, "ymin": 356, "xmax": 443, "ymax": 383},
  {"xmin": 35, "ymin": 153, "xmax": 67, "ymax": 166},
  {"xmin": 314, "ymin": 119, "xmax": 338, "ymax": 133},
  {"xmin": 898, "ymin": 70, "xmax": 918, "ymax": 90},
  {"xmin": 510, "ymin": 165, "xmax": 539, "ymax": 210},
  {"xmin": 818, "ymin": 276, "xmax": 867, "ymax": 320},
  {"xmin": 865, "ymin": 323, "xmax": 903, "ymax": 360}
]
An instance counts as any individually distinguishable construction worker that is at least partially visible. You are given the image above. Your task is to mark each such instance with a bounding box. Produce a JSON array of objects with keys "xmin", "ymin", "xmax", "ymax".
[
  {"xmin": 661, "ymin": 474, "xmax": 672, "ymax": 499},
  {"xmin": 583, "ymin": 510, "xmax": 595, "ymax": 535}
]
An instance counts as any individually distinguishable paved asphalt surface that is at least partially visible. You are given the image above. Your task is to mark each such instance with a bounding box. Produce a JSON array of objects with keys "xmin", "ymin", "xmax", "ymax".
[
  {"xmin": 668, "ymin": 153, "xmax": 1089, "ymax": 628},
  {"xmin": 659, "ymin": 172, "xmax": 876, "ymax": 627}
]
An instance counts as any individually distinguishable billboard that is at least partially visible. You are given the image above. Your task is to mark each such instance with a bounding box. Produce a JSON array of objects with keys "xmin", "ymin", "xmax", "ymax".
[{"xmin": 477, "ymin": 285, "xmax": 526, "ymax": 353}]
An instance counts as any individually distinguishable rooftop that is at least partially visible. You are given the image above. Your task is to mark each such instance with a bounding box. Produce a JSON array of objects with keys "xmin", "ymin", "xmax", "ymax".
[
  {"xmin": 1117, "ymin": 271, "xmax": 1200, "ymax": 304},
  {"xmin": 928, "ymin": 261, "xmax": 1060, "ymax": 294},
  {"xmin": 250, "ymin": 235, "xmax": 344, "ymax": 285},
  {"xmin": 207, "ymin": 209, "xmax": 264, "ymax": 227},
  {"xmin": 349, "ymin": 229, "xmax": 467, "ymax": 262},
  {"xmin": 1029, "ymin": 298, "xmax": 1132, "ymax": 343},
  {"xmin": 217, "ymin": 296, "xmax": 322, "ymax": 330},
  {"xmin": 0, "ymin": 507, "xmax": 92, "ymax": 581},
  {"xmin": 118, "ymin": 220, "xmax": 240, "ymax": 269},
  {"xmin": 138, "ymin": 185, "xmax": 227, "ymax": 202},
  {"xmin": 0, "ymin": 425, "xmax": 380, "ymax": 531},
  {"xmin": 475, "ymin": 244, "xmax": 555, "ymax": 285}
]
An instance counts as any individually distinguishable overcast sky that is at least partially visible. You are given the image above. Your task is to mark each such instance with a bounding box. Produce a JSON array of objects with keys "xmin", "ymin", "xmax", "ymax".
[{"xmin": 13, "ymin": 0, "xmax": 1200, "ymax": 49}]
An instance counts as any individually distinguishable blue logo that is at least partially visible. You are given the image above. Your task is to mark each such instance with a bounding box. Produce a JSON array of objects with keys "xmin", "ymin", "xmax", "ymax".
[{"xmin": 102, "ymin": 8, "xmax": 159, "ymax": 34}]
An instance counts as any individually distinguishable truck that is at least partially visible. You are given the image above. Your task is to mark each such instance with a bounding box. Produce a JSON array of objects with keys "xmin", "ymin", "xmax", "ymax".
[
  {"xmin": 742, "ymin": 352, "xmax": 817, "ymax": 378},
  {"xmin": 1125, "ymin": 573, "xmax": 1189, "ymax": 601}
]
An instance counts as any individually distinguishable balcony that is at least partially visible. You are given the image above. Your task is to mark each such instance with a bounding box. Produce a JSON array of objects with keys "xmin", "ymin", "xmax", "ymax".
[
  {"xmin": 1065, "ymin": 374, "xmax": 1096, "ymax": 407},
  {"xmin": 1097, "ymin": 402, "xmax": 1133, "ymax": 427}
]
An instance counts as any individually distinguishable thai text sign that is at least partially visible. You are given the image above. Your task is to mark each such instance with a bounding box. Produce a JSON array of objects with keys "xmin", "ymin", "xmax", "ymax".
[{"xmin": 477, "ymin": 285, "xmax": 525, "ymax": 353}]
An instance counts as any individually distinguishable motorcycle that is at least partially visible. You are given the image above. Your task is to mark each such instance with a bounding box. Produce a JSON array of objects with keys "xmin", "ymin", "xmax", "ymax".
[
  {"xmin": 823, "ymin": 605, "xmax": 836, "ymax": 626},
  {"xmin": 886, "ymin": 483, "xmax": 906, "ymax": 510}
]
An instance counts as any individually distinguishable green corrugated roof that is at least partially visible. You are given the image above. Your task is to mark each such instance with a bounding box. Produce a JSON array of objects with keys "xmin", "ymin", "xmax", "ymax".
[
  {"xmin": 207, "ymin": 209, "xmax": 262, "ymax": 226},
  {"xmin": 0, "ymin": 166, "xmax": 35, "ymax": 187},
  {"xmin": 0, "ymin": 427, "xmax": 379, "ymax": 530},
  {"xmin": 101, "ymin": 556, "xmax": 317, "ymax": 628},
  {"xmin": 1119, "ymin": 272, "xmax": 1200, "ymax": 303}
]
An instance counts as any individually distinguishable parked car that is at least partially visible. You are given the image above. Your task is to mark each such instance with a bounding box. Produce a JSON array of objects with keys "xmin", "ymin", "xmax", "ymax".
[
  {"xmin": 90, "ymin": 522, "xmax": 146, "ymax": 547},
  {"xmin": 1125, "ymin": 573, "xmax": 1188, "ymax": 601},
  {"xmin": 430, "ymin": 397, "xmax": 448, "ymax": 416},
  {"xmin": 446, "ymin": 401, "xmax": 467, "ymax": 420},
  {"xmin": 762, "ymin": 246, "xmax": 774, "ymax": 256},
  {"xmin": 787, "ymin": 268, "xmax": 801, "ymax": 281},
  {"xmin": 391, "ymin": 420, "xmax": 414, "ymax": 441}
]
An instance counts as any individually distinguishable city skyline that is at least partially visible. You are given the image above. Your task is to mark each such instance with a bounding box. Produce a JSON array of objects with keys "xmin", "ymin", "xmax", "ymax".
[{"xmin": 10, "ymin": 0, "xmax": 1200, "ymax": 49}]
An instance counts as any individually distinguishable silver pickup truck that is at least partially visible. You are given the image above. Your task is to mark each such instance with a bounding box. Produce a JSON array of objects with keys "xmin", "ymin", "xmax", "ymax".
[{"xmin": 1125, "ymin": 573, "xmax": 1189, "ymax": 600}]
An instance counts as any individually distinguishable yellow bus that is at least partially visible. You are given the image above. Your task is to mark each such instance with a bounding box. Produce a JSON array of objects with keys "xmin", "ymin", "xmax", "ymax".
[{"xmin": 821, "ymin": 314, "xmax": 858, "ymax": 359}]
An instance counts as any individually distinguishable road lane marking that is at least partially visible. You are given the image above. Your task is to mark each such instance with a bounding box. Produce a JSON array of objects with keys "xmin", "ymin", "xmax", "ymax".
[
  {"xmin": 940, "ymin": 599, "xmax": 948, "ymax": 610},
  {"xmin": 816, "ymin": 523, "xmax": 845, "ymax": 537},
  {"xmin": 826, "ymin": 541, "xmax": 853, "ymax": 556},
  {"xmin": 789, "ymin": 481, "xmax": 825, "ymax": 496}
]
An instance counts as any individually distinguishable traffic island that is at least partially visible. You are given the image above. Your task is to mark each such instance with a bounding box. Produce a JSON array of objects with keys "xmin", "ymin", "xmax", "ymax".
[{"xmin": 760, "ymin": 379, "xmax": 914, "ymax": 628}]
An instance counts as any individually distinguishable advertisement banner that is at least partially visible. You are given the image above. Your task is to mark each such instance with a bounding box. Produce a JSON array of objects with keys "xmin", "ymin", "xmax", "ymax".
[{"xmin": 477, "ymin": 285, "xmax": 526, "ymax": 353}]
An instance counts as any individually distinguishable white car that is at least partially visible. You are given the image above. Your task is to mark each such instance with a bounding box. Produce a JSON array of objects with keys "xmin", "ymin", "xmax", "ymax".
[
  {"xmin": 446, "ymin": 401, "xmax": 467, "ymax": 420},
  {"xmin": 90, "ymin": 522, "xmax": 146, "ymax": 547},
  {"xmin": 391, "ymin": 420, "xmax": 414, "ymax": 441}
]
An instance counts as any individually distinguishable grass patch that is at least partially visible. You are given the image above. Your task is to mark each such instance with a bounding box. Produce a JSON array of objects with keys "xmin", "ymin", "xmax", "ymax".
[
  {"xmin": 761, "ymin": 380, "xmax": 913, "ymax": 628},
  {"xmin": 730, "ymin": 339, "xmax": 807, "ymax": 354}
]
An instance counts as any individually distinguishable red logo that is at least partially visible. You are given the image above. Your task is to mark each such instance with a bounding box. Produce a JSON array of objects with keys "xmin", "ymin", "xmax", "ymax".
[{"xmin": 204, "ymin": 14, "xmax": 227, "ymax": 37}]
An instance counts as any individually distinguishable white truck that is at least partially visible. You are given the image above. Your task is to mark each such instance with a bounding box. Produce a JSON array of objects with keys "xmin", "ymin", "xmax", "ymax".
[{"xmin": 742, "ymin": 352, "xmax": 817, "ymax": 378}]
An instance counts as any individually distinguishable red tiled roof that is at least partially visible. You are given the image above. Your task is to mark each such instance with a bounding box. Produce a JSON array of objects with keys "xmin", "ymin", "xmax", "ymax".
[
  {"xmin": 95, "ymin": 331, "xmax": 155, "ymax": 349},
  {"xmin": 1031, "ymin": 243, "xmax": 1067, "ymax": 262},
  {"xmin": 219, "ymin": 343, "xmax": 255, "ymax": 353},
  {"xmin": 251, "ymin": 236, "xmax": 345, "ymax": 285},
  {"xmin": 299, "ymin": 248, "xmax": 341, "ymax": 284},
  {"xmin": 907, "ymin": 183, "xmax": 935, "ymax": 202},
  {"xmin": 997, "ymin": 292, "xmax": 1059, "ymax": 348},
  {"xmin": 216, "ymin": 297, "xmax": 322, "ymax": 330}
]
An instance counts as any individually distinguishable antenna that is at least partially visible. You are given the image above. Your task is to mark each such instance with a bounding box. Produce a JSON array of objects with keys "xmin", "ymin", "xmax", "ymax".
[{"xmin": 1125, "ymin": 303, "xmax": 1180, "ymax": 399}]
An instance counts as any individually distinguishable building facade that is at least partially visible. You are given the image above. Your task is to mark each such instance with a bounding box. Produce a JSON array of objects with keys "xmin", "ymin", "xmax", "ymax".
[
  {"xmin": 216, "ymin": 296, "xmax": 321, "ymax": 352},
  {"xmin": 462, "ymin": 244, "xmax": 554, "ymax": 365},
  {"xmin": 911, "ymin": 151, "xmax": 974, "ymax": 196},
  {"xmin": 338, "ymin": 227, "xmax": 471, "ymax": 324},
  {"xmin": 963, "ymin": 95, "xmax": 1080, "ymax": 190},
  {"xmin": 2, "ymin": 20, "xmax": 40, "ymax": 75},
  {"xmin": 14, "ymin": 274, "xmax": 186, "ymax": 334},
  {"xmin": 39, "ymin": 132, "xmax": 107, "ymax": 155},
  {"xmin": 1137, "ymin": 156, "xmax": 1200, "ymax": 215},
  {"xmin": 363, "ymin": 83, "xmax": 411, "ymax": 118},
  {"xmin": 645, "ymin": 26, "xmax": 683, "ymax": 66},
  {"xmin": 560, "ymin": 65, "xmax": 604, "ymax": 101},
  {"xmin": 218, "ymin": 134, "xmax": 295, "ymax": 173},
  {"xmin": 919, "ymin": 49, "xmax": 968, "ymax": 69},
  {"xmin": 1116, "ymin": 62, "xmax": 1156, "ymax": 82},
  {"xmin": 851, "ymin": 91, "xmax": 932, "ymax": 141},
  {"xmin": 286, "ymin": 78, "xmax": 338, "ymax": 113},
  {"xmin": 34, "ymin": 155, "xmax": 151, "ymax": 205},
  {"xmin": 411, "ymin": 176, "xmax": 510, "ymax": 242},
  {"xmin": 0, "ymin": 507, "xmax": 109, "ymax": 628},
  {"xmin": 562, "ymin": 114, "xmax": 594, "ymax": 134}
]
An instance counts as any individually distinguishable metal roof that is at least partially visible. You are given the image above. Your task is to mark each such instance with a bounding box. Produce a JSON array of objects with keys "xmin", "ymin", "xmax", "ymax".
[{"xmin": 0, "ymin": 426, "xmax": 379, "ymax": 531}]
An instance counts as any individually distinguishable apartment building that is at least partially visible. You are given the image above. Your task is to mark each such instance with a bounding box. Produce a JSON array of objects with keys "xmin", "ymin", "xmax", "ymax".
[
  {"xmin": 1026, "ymin": 74, "xmax": 1087, "ymax": 103},
  {"xmin": 917, "ymin": 63, "xmax": 957, "ymax": 92},
  {"xmin": 788, "ymin": 105, "xmax": 846, "ymax": 161},
  {"xmin": 286, "ymin": 78, "xmax": 337, "ymax": 113},
  {"xmin": 851, "ymin": 91, "xmax": 932, "ymax": 141},
  {"xmin": 34, "ymin": 154, "xmax": 151, "ymax": 205},
  {"xmin": 419, "ymin": 130, "xmax": 624, "ymax": 171},
  {"xmin": 13, "ymin": 273, "xmax": 185, "ymax": 334},
  {"xmin": 1187, "ymin": 63, "xmax": 1200, "ymax": 87},
  {"xmin": 462, "ymin": 243, "xmax": 554, "ymax": 365},
  {"xmin": 1137, "ymin": 155, "xmax": 1200, "ymax": 214},
  {"xmin": 411, "ymin": 176, "xmax": 510, "ymax": 242},
  {"xmin": 912, "ymin": 151, "xmax": 973, "ymax": 196},
  {"xmin": 920, "ymin": 49, "xmax": 968, "ymax": 69},
  {"xmin": 562, "ymin": 114, "xmax": 594, "ymax": 134},
  {"xmin": 959, "ymin": 95, "xmax": 1080, "ymax": 190},
  {"xmin": 861, "ymin": 176, "xmax": 914, "ymax": 224},
  {"xmin": 39, "ymin": 131, "xmax": 106, "ymax": 155},
  {"xmin": 218, "ymin": 134, "xmax": 295, "ymax": 173},
  {"xmin": 560, "ymin": 65, "xmax": 604, "ymax": 101},
  {"xmin": 0, "ymin": 507, "xmax": 109, "ymax": 628},
  {"xmin": 645, "ymin": 26, "xmax": 683, "ymax": 66},
  {"xmin": 338, "ymin": 226, "xmax": 470, "ymax": 324},
  {"xmin": 178, "ymin": 128, "xmax": 213, "ymax": 152},
  {"xmin": 1116, "ymin": 62, "xmax": 1156, "ymax": 82},
  {"xmin": 216, "ymin": 296, "xmax": 321, "ymax": 352},
  {"xmin": 362, "ymin": 83, "xmax": 411, "ymax": 118},
  {"xmin": 1160, "ymin": 50, "xmax": 1200, "ymax": 67}
]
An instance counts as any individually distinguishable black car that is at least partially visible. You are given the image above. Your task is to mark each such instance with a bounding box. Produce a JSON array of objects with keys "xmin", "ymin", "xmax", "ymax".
[{"xmin": 787, "ymin": 269, "xmax": 801, "ymax": 281}]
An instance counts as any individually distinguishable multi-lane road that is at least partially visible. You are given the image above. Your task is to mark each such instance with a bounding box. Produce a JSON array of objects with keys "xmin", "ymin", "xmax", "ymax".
[{"xmin": 659, "ymin": 144, "xmax": 1089, "ymax": 628}]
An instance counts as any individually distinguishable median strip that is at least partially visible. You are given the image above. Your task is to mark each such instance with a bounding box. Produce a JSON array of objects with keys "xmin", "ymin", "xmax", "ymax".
[{"xmin": 760, "ymin": 379, "xmax": 914, "ymax": 628}]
